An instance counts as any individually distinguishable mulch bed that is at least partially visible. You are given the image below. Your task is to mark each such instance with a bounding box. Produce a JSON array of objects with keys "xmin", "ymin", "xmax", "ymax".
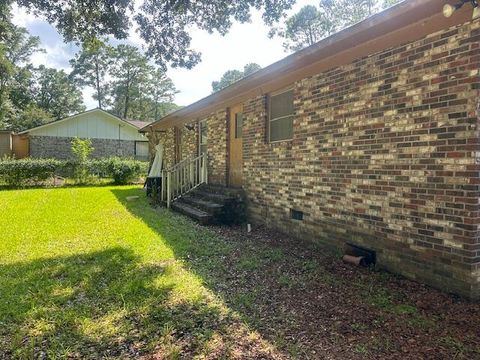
[{"xmin": 203, "ymin": 224, "xmax": 480, "ymax": 359}]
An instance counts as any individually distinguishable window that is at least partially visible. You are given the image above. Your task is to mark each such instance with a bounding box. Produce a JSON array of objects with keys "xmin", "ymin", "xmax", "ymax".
[
  {"xmin": 269, "ymin": 89, "xmax": 294, "ymax": 142},
  {"xmin": 135, "ymin": 141, "xmax": 149, "ymax": 160},
  {"xmin": 235, "ymin": 112, "xmax": 243, "ymax": 139},
  {"xmin": 199, "ymin": 120, "xmax": 208, "ymax": 154}
]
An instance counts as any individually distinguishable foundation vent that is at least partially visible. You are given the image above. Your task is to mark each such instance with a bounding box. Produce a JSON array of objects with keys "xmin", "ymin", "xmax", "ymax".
[{"xmin": 290, "ymin": 209, "xmax": 304, "ymax": 221}]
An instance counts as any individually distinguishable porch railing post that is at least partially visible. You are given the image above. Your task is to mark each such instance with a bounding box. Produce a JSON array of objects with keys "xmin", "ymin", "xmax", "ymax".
[
  {"xmin": 160, "ymin": 170, "xmax": 164, "ymax": 203},
  {"xmin": 167, "ymin": 171, "xmax": 171, "ymax": 208},
  {"xmin": 163, "ymin": 154, "xmax": 208, "ymax": 208},
  {"xmin": 200, "ymin": 154, "xmax": 204, "ymax": 183},
  {"xmin": 204, "ymin": 153, "xmax": 208, "ymax": 184},
  {"xmin": 190, "ymin": 158, "xmax": 194, "ymax": 188}
]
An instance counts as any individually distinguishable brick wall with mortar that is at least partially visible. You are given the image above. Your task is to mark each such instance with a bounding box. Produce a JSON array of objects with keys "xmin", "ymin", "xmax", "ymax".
[
  {"xmin": 181, "ymin": 125, "xmax": 198, "ymax": 161},
  {"xmin": 157, "ymin": 128, "xmax": 175, "ymax": 168},
  {"xmin": 205, "ymin": 110, "xmax": 228, "ymax": 185},
  {"xmin": 151, "ymin": 20, "xmax": 480, "ymax": 298},
  {"xmin": 152, "ymin": 126, "xmax": 198, "ymax": 169},
  {"xmin": 30, "ymin": 136, "xmax": 136, "ymax": 159},
  {"xmin": 171, "ymin": 111, "xmax": 228, "ymax": 185},
  {"xmin": 241, "ymin": 20, "xmax": 480, "ymax": 299}
]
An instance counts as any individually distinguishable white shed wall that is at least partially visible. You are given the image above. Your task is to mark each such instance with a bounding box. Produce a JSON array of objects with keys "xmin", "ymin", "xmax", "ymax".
[{"xmin": 29, "ymin": 111, "xmax": 146, "ymax": 142}]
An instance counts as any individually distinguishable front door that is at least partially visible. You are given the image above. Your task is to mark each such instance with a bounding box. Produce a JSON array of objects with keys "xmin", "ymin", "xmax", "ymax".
[{"xmin": 229, "ymin": 104, "xmax": 243, "ymax": 187}]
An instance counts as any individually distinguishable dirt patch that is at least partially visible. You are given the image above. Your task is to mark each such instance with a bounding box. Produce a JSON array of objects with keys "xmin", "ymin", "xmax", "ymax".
[{"xmin": 203, "ymin": 224, "xmax": 480, "ymax": 359}]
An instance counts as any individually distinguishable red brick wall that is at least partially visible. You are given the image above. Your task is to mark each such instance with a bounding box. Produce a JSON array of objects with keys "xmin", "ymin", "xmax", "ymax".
[
  {"xmin": 155, "ymin": 20, "xmax": 480, "ymax": 298},
  {"xmin": 241, "ymin": 20, "xmax": 480, "ymax": 299},
  {"xmin": 206, "ymin": 110, "xmax": 228, "ymax": 185},
  {"xmin": 156, "ymin": 110, "xmax": 228, "ymax": 185}
]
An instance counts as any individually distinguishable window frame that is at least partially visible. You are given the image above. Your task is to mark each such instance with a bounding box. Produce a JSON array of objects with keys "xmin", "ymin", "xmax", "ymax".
[{"xmin": 268, "ymin": 87, "xmax": 294, "ymax": 143}]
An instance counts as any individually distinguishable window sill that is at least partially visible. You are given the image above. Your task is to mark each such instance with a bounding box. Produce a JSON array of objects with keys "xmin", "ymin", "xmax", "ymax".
[{"xmin": 269, "ymin": 138, "xmax": 293, "ymax": 145}]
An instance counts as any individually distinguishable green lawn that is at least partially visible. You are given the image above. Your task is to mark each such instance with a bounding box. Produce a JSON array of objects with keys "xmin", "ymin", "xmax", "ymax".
[
  {"xmin": 0, "ymin": 186, "xmax": 277, "ymax": 359},
  {"xmin": 0, "ymin": 186, "xmax": 478, "ymax": 359}
]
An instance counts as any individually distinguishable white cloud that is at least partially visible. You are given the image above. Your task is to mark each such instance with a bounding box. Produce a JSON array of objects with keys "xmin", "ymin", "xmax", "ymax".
[{"xmin": 11, "ymin": 0, "xmax": 317, "ymax": 109}]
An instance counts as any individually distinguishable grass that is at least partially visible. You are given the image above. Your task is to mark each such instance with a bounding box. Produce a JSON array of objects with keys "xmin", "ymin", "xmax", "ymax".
[
  {"xmin": 0, "ymin": 186, "xmax": 278, "ymax": 359},
  {"xmin": 1, "ymin": 186, "xmax": 478, "ymax": 359}
]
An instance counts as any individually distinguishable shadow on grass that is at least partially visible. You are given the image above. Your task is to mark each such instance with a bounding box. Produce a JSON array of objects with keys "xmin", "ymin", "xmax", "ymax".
[
  {"xmin": 109, "ymin": 188, "xmax": 309, "ymax": 356},
  {"xmin": 109, "ymin": 188, "xmax": 480, "ymax": 360},
  {"xmin": 0, "ymin": 246, "xmax": 239, "ymax": 359}
]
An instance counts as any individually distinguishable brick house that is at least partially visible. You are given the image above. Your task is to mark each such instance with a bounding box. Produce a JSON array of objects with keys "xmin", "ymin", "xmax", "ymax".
[
  {"xmin": 142, "ymin": 0, "xmax": 480, "ymax": 299},
  {"xmin": 20, "ymin": 109, "xmax": 150, "ymax": 160}
]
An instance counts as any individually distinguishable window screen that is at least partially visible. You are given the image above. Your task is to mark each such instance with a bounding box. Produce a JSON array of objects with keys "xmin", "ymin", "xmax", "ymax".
[
  {"xmin": 269, "ymin": 89, "xmax": 294, "ymax": 142},
  {"xmin": 135, "ymin": 141, "xmax": 149, "ymax": 159},
  {"xmin": 235, "ymin": 112, "xmax": 243, "ymax": 139}
]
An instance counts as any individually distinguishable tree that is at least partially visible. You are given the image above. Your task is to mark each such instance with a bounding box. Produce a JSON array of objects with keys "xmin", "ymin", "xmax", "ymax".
[
  {"xmin": 0, "ymin": 9, "xmax": 43, "ymax": 129},
  {"xmin": 269, "ymin": 5, "xmax": 334, "ymax": 52},
  {"xmin": 271, "ymin": 0, "xmax": 400, "ymax": 52},
  {"xmin": 0, "ymin": 46, "xmax": 15, "ymax": 128},
  {"xmin": 108, "ymin": 45, "xmax": 178, "ymax": 121},
  {"xmin": 109, "ymin": 45, "xmax": 152, "ymax": 119},
  {"xmin": 69, "ymin": 39, "xmax": 114, "ymax": 109},
  {"xmin": 33, "ymin": 65, "xmax": 85, "ymax": 120},
  {"xmin": 212, "ymin": 63, "xmax": 261, "ymax": 93},
  {"xmin": 243, "ymin": 63, "xmax": 262, "ymax": 77},
  {"xmin": 0, "ymin": 9, "xmax": 88, "ymax": 131},
  {"xmin": 8, "ymin": 103, "xmax": 53, "ymax": 133},
  {"xmin": 382, "ymin": 0, "xmax": 403, "ymax": 9},
  {"xmin": 13, "ymin": 0, "xmax": 295, "ymax": 69},
  {"xmin": 144, "ymin": 69, "xmax": 178, "ymax": 121}
]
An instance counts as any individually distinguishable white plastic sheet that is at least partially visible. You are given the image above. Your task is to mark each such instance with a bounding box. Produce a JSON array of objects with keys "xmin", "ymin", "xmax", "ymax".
[{"xmin": 148, "ymin": 144, "xmax": 164, "ymax": 177}]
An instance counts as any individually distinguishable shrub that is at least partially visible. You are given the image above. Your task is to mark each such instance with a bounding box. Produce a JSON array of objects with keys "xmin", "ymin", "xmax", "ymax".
[
  {"xmin": 97, "ymin": 157, "xmax": 148, "ymax": 185},
  {"xmin": 0, "ymin": 156, "xmax": 148, "ymax": 188},
  {"xmin": 0, "ymin": 158, "xmax": 62, "ymax": 187},
  {"xmin": 71, "ymin": 138, "xmax": 94, "ymax": 184}
]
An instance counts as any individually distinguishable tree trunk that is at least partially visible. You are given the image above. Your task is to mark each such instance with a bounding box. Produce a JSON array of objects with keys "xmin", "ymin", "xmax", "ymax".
[
  {"xmin": 123, "ymin": 84, "xmax": 130, "ymax": 119},
  {"xmin": 123, "ymin": 69, "xmax": 130, "ymax": 119},
  {"xmin": 95, "ymin": 56, "xmax": 102, "ymax": 109}
]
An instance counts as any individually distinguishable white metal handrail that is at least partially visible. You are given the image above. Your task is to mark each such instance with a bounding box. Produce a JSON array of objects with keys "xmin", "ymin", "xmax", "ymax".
[{"xmin": 161, "ymin": 153, "xmax": 208, "ymax": 208}]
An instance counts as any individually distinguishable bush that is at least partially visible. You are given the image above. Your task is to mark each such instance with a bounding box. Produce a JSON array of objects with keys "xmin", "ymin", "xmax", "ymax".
[
  {"xmin": 0, "ymin": 158, "xmax": 62, "ymax": 187},
  {"xmin": 0, "ymin": 156, "xmax": 148, "ymax": 188},
  {"xmin": 95, "ymin": 157, "xmax": 148, "ymax": 185},
  {"xmin": 71, "ymin": 138, "xmax": 94, "ymax": 184}
]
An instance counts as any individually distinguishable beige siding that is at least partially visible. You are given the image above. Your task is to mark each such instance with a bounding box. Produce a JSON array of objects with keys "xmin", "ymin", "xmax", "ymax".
[
  {"xmin": 12, "ymin": 135, "xmax": 29, "ymax": 159},
  {"xmin": 28, "ymin": 111, "xmax": 146, "ymax": 142}
]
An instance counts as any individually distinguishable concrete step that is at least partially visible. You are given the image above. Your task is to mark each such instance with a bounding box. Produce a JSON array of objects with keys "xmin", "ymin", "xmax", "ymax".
[
  {"xmin": 191, "ymin": 189, "xmax": 235, "ymax": 204},
  {"xmin": 199, "ymin": 184, "xmax": 245, "ymax": 198},
  {"xmin": 181, "ymin": 195, "xmax": 224, "ymax": 215},
  {"xmin": 171, "ymin": 201, "xmax": 212, "ymax": 225}
]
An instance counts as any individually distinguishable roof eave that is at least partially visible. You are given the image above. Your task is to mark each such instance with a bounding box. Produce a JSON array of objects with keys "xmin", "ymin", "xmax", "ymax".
[
  {"xmin": 20, "ymin": 108, "xmax": 140, "ymax": 134},
  {"xmin": 141, "ymin": 0, "xmax": 471, "ymax": 132}
]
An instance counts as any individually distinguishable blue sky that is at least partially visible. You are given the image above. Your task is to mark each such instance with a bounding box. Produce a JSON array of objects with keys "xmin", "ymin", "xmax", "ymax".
[{"xmin": 12, "ymin": 1, "xmax": 319, "ymax": 109}]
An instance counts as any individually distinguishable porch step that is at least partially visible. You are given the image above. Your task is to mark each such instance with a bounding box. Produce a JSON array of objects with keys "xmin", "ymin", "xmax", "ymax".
[
  {"xmin": 170, "ymin": 184, "xmax": 245, "ymax": 225},
  {"xmin": 191, "ymin": 189, "xmax": 235, "ymax": 204},
  {"xmin": 171, "ymin": 201, "xmax": 212, "ymax": 225},
  {"xmin": 200, "ymin": 184, "xmax": 243, "ymax": 194},
  {"xmin": 181, "ymin": 195, "xmax": 224, "ymax": 214}
]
